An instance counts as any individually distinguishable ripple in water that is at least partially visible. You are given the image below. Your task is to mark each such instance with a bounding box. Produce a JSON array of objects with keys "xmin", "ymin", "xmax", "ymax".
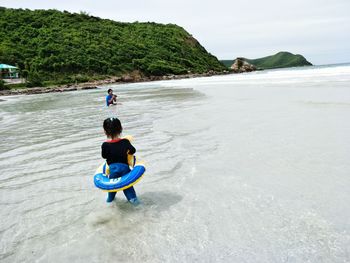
[{"xmin": 1, "ymin": 65, "xmax": 350, "ymax": 262}]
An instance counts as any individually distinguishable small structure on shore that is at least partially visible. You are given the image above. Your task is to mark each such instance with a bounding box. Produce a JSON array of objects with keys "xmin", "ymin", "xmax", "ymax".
[{"xmin": 0, "ymin": 64, "xmax": 19, "ymax": 79}]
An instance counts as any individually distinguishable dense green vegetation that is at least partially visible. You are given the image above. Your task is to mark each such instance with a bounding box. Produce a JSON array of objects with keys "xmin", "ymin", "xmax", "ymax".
[
  {"xmin": 220, "ymin": 60, "xmax": 234, "ymax": 68},
  {"xmin": 0, "ymin": 7, "xmax": 226, "ymax": 86},
  {"xmin": 0, "ymin": 79, "xmax": 5, "ymax": 89},
  {"xmin": 246, "ymin": 52, "xmax": 312, "ymax": 69},
  {"xmin": 221, "ymin": 52, "xmax": 312, "ymax": 70}
]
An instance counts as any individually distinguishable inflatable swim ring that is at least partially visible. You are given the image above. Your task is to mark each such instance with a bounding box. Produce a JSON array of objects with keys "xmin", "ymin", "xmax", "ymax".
[
  {"xmin": 94, "ymin": 164, "xmax": 146, "ymax": 192},
  {"xmin": 94, "ymin": 160, "xmax": 145, "ymax": 192},
  {"xmin": 94, "ymin": 136, "xmax": 145, "ymax": 192}
]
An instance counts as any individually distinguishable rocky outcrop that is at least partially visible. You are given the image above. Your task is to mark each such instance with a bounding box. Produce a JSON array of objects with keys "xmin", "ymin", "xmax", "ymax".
[{"xmin": 230, "ymin": 58, "xmax": 257, "ymax": 73}]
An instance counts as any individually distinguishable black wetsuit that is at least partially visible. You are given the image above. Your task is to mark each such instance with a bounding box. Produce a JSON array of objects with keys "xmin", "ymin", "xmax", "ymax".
[{"xmin": 101, "ymin": 138, "xmax": 136, "ymax": 165}]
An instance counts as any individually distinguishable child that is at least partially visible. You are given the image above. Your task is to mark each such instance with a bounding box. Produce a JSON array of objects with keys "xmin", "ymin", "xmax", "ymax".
[
  {"xmin": 106, "ymin": 89, "xmax": 117, "ymax": 106},
  {"xmin": 102, "ymin": 117, "xmax": 139, "ymax": 204}
]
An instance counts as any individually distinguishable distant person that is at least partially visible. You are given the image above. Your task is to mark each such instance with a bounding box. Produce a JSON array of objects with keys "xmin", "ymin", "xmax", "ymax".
[
  {"xmin": 106, "ymin": 88, "xmax": 117, "ymax": 106},
  {"xmin": 102, "ymin": 117, "xmax": 139, "ymax": 204}
]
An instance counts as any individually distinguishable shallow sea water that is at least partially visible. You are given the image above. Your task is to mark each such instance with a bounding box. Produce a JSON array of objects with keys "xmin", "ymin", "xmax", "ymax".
[{"xmin": 0, "ymin": 64, "xmax": 350, "ymax": 262}]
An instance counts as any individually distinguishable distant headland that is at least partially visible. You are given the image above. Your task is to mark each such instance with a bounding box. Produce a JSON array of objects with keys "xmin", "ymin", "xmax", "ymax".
[{"xmin": 221, "ymin": 52, "xmax": 312, "ymax": 73}]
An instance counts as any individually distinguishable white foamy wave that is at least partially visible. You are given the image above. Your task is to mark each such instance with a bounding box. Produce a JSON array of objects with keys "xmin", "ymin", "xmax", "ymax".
[{"xmin": 144, "ymin": 64, "xmax": 350, "ymax": 88}]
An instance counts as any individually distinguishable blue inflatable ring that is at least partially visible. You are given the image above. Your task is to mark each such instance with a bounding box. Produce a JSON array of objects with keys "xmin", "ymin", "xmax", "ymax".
[{"xmin": 94, "ymin": 157, "xmax": 145, "ymax": 192}]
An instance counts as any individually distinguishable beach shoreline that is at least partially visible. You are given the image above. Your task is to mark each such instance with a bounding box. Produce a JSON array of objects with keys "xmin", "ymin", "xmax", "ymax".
[{"xmin": 0, "ymin": 71, "xmax": 230, "ymax": 97}]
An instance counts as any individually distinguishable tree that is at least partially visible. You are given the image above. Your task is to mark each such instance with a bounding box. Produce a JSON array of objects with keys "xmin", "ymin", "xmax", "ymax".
[
  {"xmin": 26, "ymin": 70, "xmax": 43, "ymax": 87},
  {"xmin": 0, "ymin": 79, "xmax": 7, "ymax": 90}
]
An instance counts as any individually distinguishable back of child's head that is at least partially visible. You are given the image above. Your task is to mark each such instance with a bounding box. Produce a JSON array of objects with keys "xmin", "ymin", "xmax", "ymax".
[{"xmin": 103, "ymin": 117, "xmax": 123, "ymax": 137}]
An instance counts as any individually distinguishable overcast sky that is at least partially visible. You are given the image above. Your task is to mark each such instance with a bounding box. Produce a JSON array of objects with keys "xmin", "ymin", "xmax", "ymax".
[{"xmin": 1, "ymin": 0, "xmax": 349, "ymax": 65}]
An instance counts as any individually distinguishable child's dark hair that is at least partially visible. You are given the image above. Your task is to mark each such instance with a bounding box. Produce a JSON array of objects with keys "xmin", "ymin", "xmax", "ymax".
[
  {"xmin": 103, "ymin": 117, "xmax": 123, "ymax": 137},
  {"xmin": 107, "ymin": 88, "xmax": 112, "ymax": 93}
]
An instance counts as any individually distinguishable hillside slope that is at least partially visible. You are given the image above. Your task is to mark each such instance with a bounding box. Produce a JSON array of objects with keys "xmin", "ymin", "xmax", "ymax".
[{"xmin": 0, "ymin": 7, "xmax": 226, "ymax": 85}]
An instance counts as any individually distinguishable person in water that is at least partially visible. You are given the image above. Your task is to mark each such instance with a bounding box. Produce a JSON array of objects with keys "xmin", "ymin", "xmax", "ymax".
[
  {"xmin": 106, "ymin": 88, "xmax": 117, "ymax": 106},
  {"xmin": 102, "ymin": 117, "xmax": 139, "ymax": 204}
]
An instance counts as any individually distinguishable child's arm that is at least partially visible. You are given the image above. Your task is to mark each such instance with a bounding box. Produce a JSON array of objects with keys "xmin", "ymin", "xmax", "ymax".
[
  {"xmin": 101, "ymin": 142, "xmax": 108, "ymax": 159},
  {"xmin": 128, "ymin": 142, "xmax": 136, "ymax": 155},
  {"xmin": 108, "ymin": 97, "xmax": 114, "ymax": 104},
  {"xmin": 122, "ymin": 136, "xmax": 136, "ymax": 154}
]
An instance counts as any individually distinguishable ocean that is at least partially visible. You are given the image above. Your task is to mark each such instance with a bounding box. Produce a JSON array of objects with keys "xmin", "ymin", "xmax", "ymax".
[{"xmin": 0, "ymin": 64, "xmax": 349, "ymax": 262}]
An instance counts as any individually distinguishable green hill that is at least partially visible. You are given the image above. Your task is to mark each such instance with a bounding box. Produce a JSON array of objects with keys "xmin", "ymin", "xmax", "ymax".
[
  {"xmin": 246, "ymin": 52, "xmax": 312, "ymax": 69},
  {"xmin": 220, "ymin": 60, "xmax": 235, "ymax": 68},
  {"xmin": 0, "ymin": 7, "xmax": 226, "ymax": 86},
  {"xmin": 221, "ymin": 52, "xmax": 312, "ymax": 70}
]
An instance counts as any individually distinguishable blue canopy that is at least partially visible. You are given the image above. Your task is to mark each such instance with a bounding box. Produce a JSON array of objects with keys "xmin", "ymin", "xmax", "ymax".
[{"xmin": 0, "ymin": 64, "xmax": 17, "ymax": 69}]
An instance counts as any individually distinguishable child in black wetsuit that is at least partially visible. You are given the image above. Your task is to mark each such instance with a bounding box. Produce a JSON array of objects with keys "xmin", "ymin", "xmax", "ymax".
[{"xmin": 102, "ymin": 117, "xmax": 139, "ymax": 204}]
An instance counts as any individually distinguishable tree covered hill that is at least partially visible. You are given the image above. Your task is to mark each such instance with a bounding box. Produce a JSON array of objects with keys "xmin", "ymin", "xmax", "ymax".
[
  {"xmin": 221, "ymin": 52, "xmax": 312, "ymax": 70},
  {"xmin": 0, "ymin": 7, "xmax": 226, "ymax": 85},
  {"xmin": 246, "ymin": 52, "xmax": 312, "ymax": 69}
]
